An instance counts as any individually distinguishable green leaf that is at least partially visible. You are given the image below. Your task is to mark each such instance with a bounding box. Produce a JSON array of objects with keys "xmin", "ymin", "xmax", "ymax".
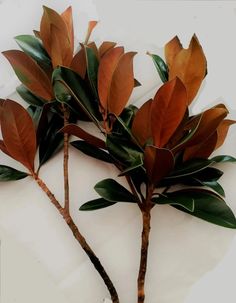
[
  {"xmin": 148, "ymin": 53, "xmax": 168, "ymax": 82},
  {"xmin": 15, "ymin": 35, "xmax": 51, "ymax": 67},
  {"xmin": 39, "ymin": 113, "xmax": 64, "ymax": 166},
  {"xmin": 166, "ymin": 158, "xmax": 213, "ymax": 179},
  {"xmin": 0, "ymin": 165, "xmax": 28, "ymax": 181},
  {"xmin": 211, "ymin": 155, "xmax": 236, "ymax": 163},
  {"xmin": 171, "ymin": 189, "xmax": 236, "ymax": 229},
  {"xmin": 80, "ymin": 198, "xmax": 116, "ymax": 211},
  {"xmin": 27, "ymin": 105, "xmax": 43, "ymax": 129},
  {"xmin": 17, "ymin": 85, "xmax": 45, "ymax": 106},
  {"xmin": 71, "ymin": 140, "xmax": 113, "ymax": 163},
  {"xmin": 113, "ymin": 105, "xmax": 138, "ymax": 132},
  {"xmin": 94, "ymin": 178, "xmax": 139, "ymax": 202},
  {"xmin": 153, "ymin": 194, "xmax": 194, "ymax": 212},
  {"xmin": 85, "ymin": 46, "xmax": 99, "ymax": 99},
  {"xmin": 201, "ymin": 180, "xmax": 225, "ymax": 197},
  {"xmin": 118, "ymin": 155, "xmax": 144, "ymax": 176},
  {"xmin": 106, "ymin": 133, "xmax": 143, "ymax": 168},
  {"xmin": 52, "ymin": 67, "xmax": 101, "ymax": 124}
]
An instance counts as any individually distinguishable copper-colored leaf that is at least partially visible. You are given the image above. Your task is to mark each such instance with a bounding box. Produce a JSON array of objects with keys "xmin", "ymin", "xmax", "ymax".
[
  {"xmin": 131, "ymin": 99, "xmax": 153, "ymax": 146},
  {"xmin": 99, "ymin": 41, "xmax": 117, "ymax": 58},
  {"xmin": 98, "ymin": 48, "xmax": 136, "ymax": 117},
  {"xmin": 185, "ymin": 106, "xmax": 228, "ymax": 147},
  {"xmin": 60, "ymin": 124, "xmax": 106, "ymax": 149},
  {"xmin": 0, "ymin": 140, "xmax": 11, "ymax": 157},
  {"xmin": 108, "ymin": 52, "xmax": 136, "ymax": 116},
  {"xmin": 144, "ymin": 146, "xmax": 174, "ymax": 185},
  {"xmin": 40, "ymin": 6, "xmax": 73, "ymax": 67},
  {"xmin": 1, "ymin": 100, "xmax": 36, "ymax": 172},
  {"xmin": 151, "ymin": 77, "xmax": 187, "ymax": 148},
  {"xmin": 2, "ymin": 50, "xmax": 53, "ymax": 101},
  {"xmin": 84, "ymin": 21, "xmax": 98, "ymax": 45},
  {"xmin": 98, "ymin": 46, "xmax": 124, "ymax": 115},
  {"xmin": 71, "ymin": 48, "xmax": 87, "ymax": 78},
  {"xmin": 165, "ymin": 35, "xmax": 182, "ymax": 68},
  {"xmin": 215, "ymin": 119, "xmax": 236, "ymax": 149},
  {"xmin": 169, "ymin": 35, "xmax": 207, "ymax": 104},
  {"xmin": 61, "ymin": 6, "xmax": 74, "ymax": 53},
  {"xmin": 183, "ymin": 131, "xmax": 218, "ymax": 161}
]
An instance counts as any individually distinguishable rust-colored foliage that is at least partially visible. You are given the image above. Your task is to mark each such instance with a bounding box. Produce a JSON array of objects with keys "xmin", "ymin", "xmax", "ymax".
[
  {"xmin": 2, "ymin": 50, "xmax": 53, "ymax": 101},
  {"xmin": 151, "ymin": 77, "xmax": 188, "ymax": 148},
  {"xmin": 144, "ymin": 146, "xmax": 174, "ymax": 185},
  {"xmin": 132, "ymin": 99, "xmax": 153, "ymax": 147},
  {"xmin": 40, "ymin": 6, "xmax": 74, "ymax": 68},
  {"xmin": 167, "ymin": 35, "xmax": 207, "ymax": 104},
  {"xmin": 0, "ymin": 100, "xmax": 36, "ymax": 172}
]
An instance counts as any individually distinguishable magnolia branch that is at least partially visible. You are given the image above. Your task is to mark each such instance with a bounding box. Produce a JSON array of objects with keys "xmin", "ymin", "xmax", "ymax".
[
  {"xmin": 137, "ymin": 185, "xmax": 153, "ymax": 303},
  {"xmin": 32, "ymin": 174, "xmax": 119, "ymax": 303},
  {"xmin": 62, "ymin": 104, "xmax": 70, "ymax": 212}
]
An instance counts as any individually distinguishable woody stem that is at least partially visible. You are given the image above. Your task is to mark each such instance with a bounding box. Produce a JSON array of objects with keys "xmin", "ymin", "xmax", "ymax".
[{"xmin": 32, "ymin": 174, "xmax": 120, "ymax": 303}]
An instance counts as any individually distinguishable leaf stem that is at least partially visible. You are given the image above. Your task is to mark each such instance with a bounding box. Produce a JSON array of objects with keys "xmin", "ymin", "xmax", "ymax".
[
  {"xmin": 32, "ymin": 173, "xmax": 120, "ymax": 303},
  {"xmin": 62, "ymin": 104, "xmax": 70, "ymax": 213},
  {"xmin": 137, "ymin": 185, "xmax": 153, "ymax": 303}
]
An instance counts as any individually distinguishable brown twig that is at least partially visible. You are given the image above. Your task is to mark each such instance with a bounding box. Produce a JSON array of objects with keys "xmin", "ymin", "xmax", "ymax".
[
  {"xmin": 137, "ymin": 185, "xmax": 153, "ymax": 303},
  {"xmin": 62, "ymin": 104, "xmax": 70, "ymax": 212},
  {"xmin": 32, "ymin": 173, "xmax": 119, "ymax": 303}
]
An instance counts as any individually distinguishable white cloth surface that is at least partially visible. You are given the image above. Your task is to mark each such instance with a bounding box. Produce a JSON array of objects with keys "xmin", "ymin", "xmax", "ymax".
[{"xmin": 0, "ymin": 1, "xmax": 236, "ymax": 303}]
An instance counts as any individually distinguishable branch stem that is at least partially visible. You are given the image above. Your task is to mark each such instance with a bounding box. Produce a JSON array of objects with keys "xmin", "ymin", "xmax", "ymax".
[
  {"xmin": 137, "ymin": 185, "xmax": 153, "ymax": 303},
  {"xmin": 62, "ymin": 104, "xmax": 70, "ymax": 212},
  {"xmin": 32, "ymin": 174, "xmax": 119, "ymax": 303}
]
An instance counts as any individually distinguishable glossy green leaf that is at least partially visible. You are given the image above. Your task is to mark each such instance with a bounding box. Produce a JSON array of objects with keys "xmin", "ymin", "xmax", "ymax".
[
  {"xmin": 166, "ymin": 159, "xmax": 213, "ymax": 179},
  {"xmin": 80, "ymin": 198, "xmax": 116, "ymax": 211},
  {"xmin": 148, "ymin": 53, "xmax": 168, "ymax": 82},
  {"xmin": 39, "ymin": 113, "xmax": 64, "ymax": 166},
  {"xmin": 171, "ymin": 189, "xmax": 236, "ymax": 228},
  {"xmin": 106, "ymin": 133, "xmax": 143, "ymax": 168},
  {"xmin": 85, "ymin": 46, "xmax": 99, "ymax": 98},
  {"xmin": 15, "ymin": 35, "xmax": 51, "ymax": 67},
  {"xmin": 0, "ymin": 165, "xmax": 28, "ymax": 181},
  {"xmin": 71, "ymin": 140, "xmax": 113, "ymax": 163},
  {"xmin": 118, "ymin": 155, "xmax": 144, "ymax": 176},
  {"xmin": 94, "ymin": 178, "xmax": 139, "ymax": 202},
  {"xmin": 52, "ymin": 67, "xmax": 101, "ymax": 124},
  {"xmin": 201, "ymin": 180, "xmax": 225, "ymax": 197},
  {"xmin": 17, "ymin": 85, "xmax": 45, "ymax": 106},
  {"xmin": 210, "ymin": 155, "xmax": 236, "ymax": 163},
  {"xmin": 153, "ymin": 194, "xmax": 194, "ymax": 212}
]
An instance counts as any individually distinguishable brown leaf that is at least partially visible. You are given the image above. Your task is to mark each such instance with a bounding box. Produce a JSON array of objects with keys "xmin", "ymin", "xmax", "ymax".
[
  {"xmin": 71, "ymin": 48, "xmax": 87, "ymax": 78},
  {"xmin": 0, "ymin": 140, "xmax": 11, "ymax": 157},
  {"xmin": 165, "ymin": 35, "xmax": 182, "ymax": 68},
  {"xmin": 185, "ymin": 105, "xmax": 228, "ymax": 147},
  {"xmin": 61, "ymin": 6, "xmax": 74, "ymax": 53},
  {"xmin": 2, "ymin": 50, "xmax": 53, "ymax": 101},
  {"xmin": 183, "ymin": 131, "xmax": 218, "ymax": 161},
  {"xmin": 98, "ymin": 46, "xmax": 124, "ymax": 115},
  {"xmin": 151, "ymin": 77, "xmax": 188, "ymax": 148},
  {"xmin": 108, "ymin": 52, "xmax": 136, "ymax": 116},
  {"xmin": 169, "ymin": 35, "xmax": 207, "ymax": 104},
  {"xmin": 40, "ymin": 6, "xmax": 73, "ymax": 67},
  {"xmin": 144, "ymin": 146, "xmax": 174, "ymax": 185},
  {"xmin": 215, "ymin": 119, "xmax": 236, "ymax": 149},
  {"xmin": 60, "ymin": 124, "xmax": 106, "ymax": 149},
  {"xmin": 1, "ymin": 100, "xmax": 36, "ymax": 172},
  {"xmin": 131, "ymin": 99, "xmax": 153, "ymax": 146},
  {"xmin": 84, "ymin": 21, "xmax": 98, "ymax": 45},
  {"xmin": 98, "ymin": 41, "xmax": 117, "ymax": 58}
]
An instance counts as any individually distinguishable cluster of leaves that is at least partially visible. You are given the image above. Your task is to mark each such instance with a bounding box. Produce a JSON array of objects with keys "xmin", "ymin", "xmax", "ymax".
[{"xmin": 0, "ymin": 6, "xmax": 236, "ymax": 230}]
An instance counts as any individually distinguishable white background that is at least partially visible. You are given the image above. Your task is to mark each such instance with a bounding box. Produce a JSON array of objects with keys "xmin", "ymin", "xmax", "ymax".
[{"xmin": 1, "ymin": 1, "xmax": 236, "ymax": 303}]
